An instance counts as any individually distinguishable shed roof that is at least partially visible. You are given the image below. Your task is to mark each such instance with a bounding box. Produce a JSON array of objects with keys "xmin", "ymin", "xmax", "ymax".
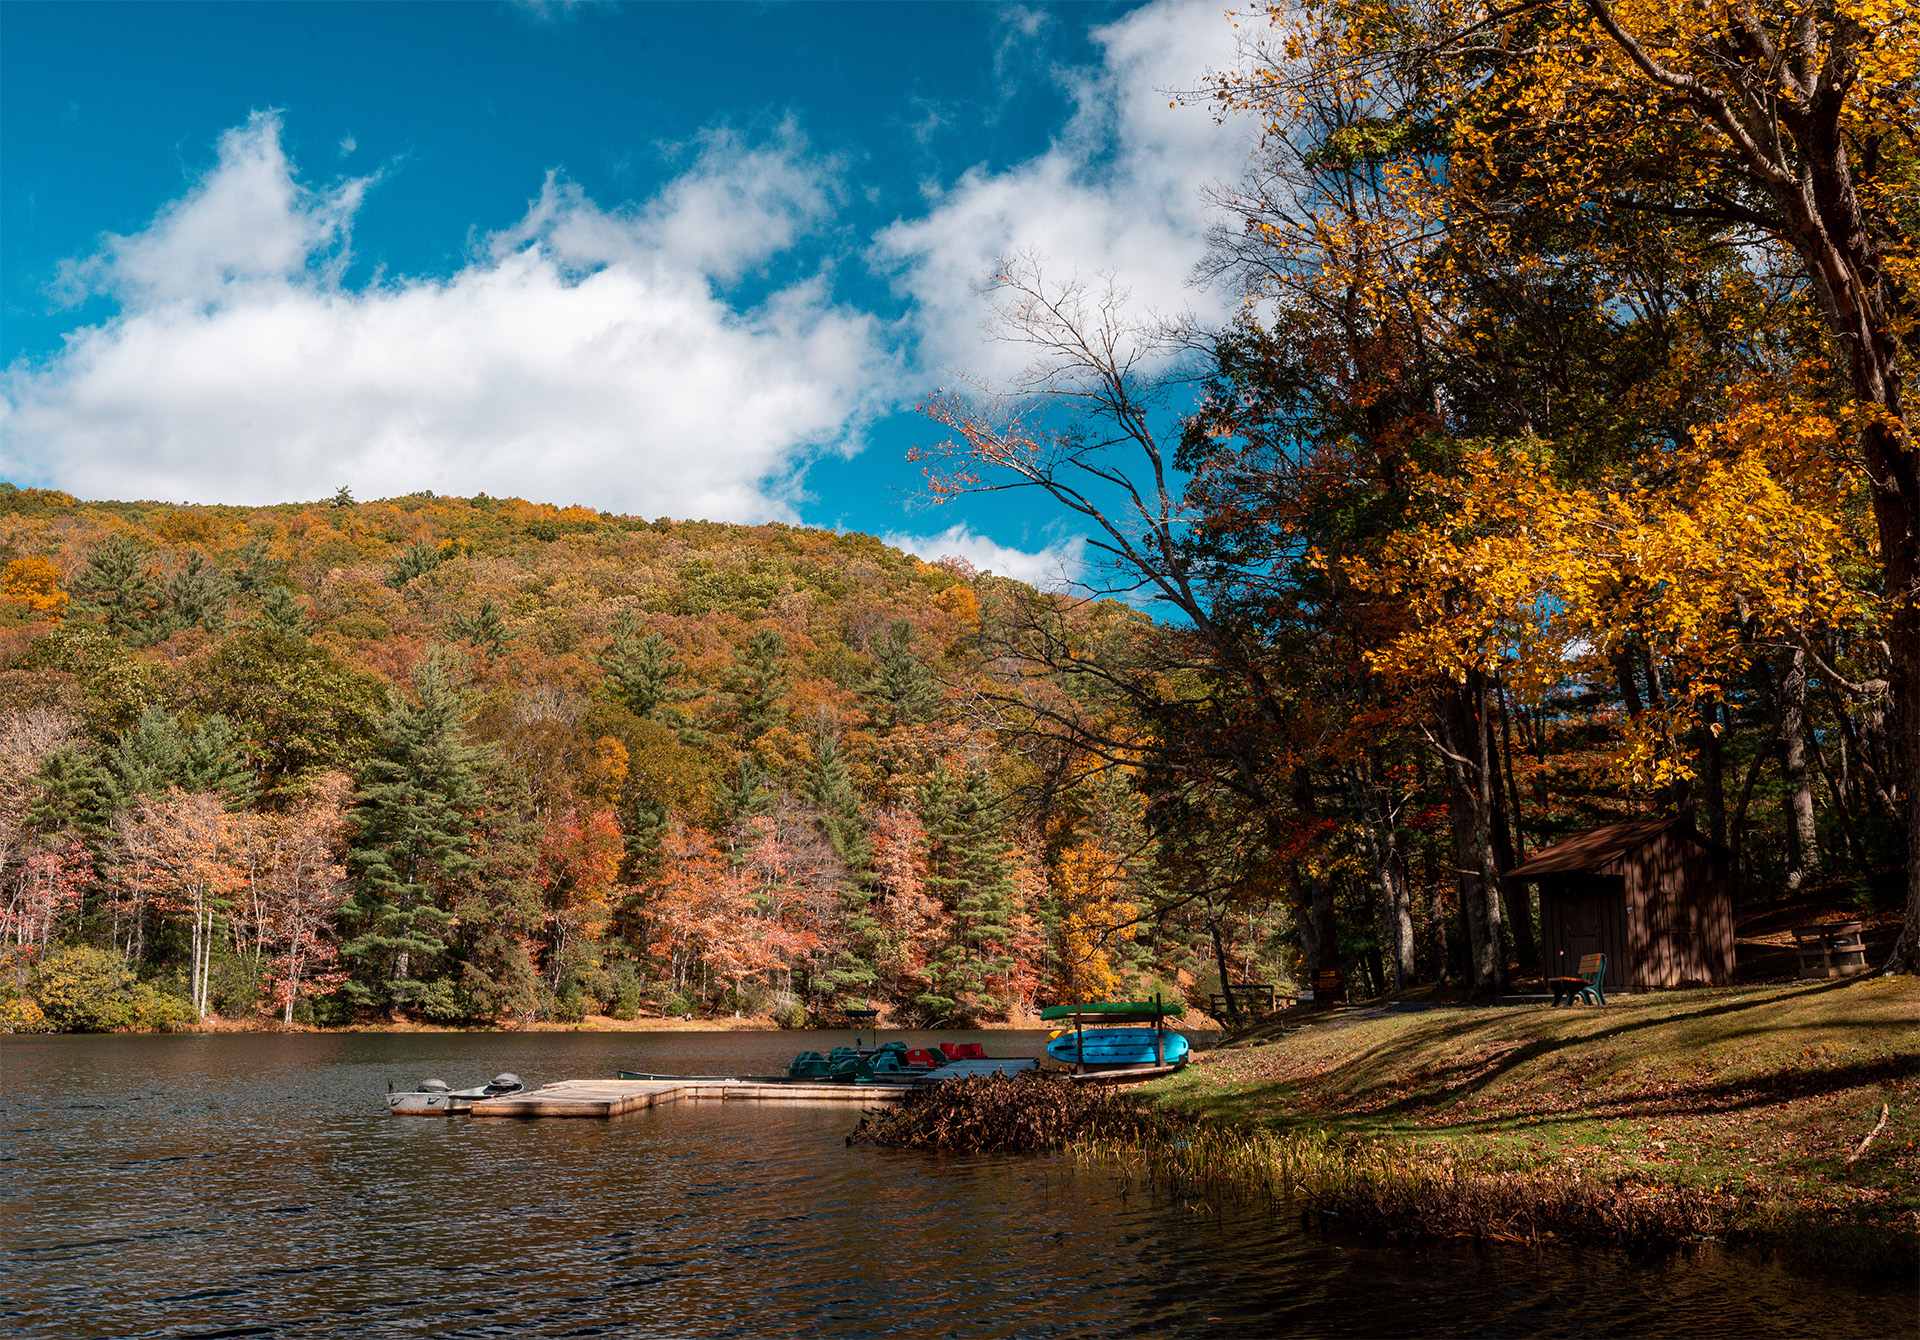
[{"xmin": 1507, "ymin": 818, "xmax": 1714, "ymax": 878}]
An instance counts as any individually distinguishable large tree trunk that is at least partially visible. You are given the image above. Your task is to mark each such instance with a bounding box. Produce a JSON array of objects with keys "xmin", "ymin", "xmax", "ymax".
[
  {"xmin": 1348, "ymin": 755, "xmax": 1417, "ymax": 987},
  {"xmin": 1486, "ymin": 692, "xmax": 1535, "ymax": 973},
  {"xmin": 1436, "ymin": 682, "xmax": 1506, "ymax": 996},
  {"xmin": 1778, "ymin": 648, "xmax": 1821, "ymax": 890}
]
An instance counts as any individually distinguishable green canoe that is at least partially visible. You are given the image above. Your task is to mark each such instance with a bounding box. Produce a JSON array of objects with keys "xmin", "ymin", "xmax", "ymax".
[{"xmin": 1040, "ymin": 1000, "xmax": 1185, "ymax": 1022}]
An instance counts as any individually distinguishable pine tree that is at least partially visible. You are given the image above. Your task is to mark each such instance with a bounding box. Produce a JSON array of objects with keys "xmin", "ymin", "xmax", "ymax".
[
  {"xmin": 28, "ymin": 748, "xmax": 116, "ymax": 840},
  {"xmin": 869, "ymin": 621, "xmax": 938, "ymax": 729},
  {"xmin": 726, "ymin": 630, "xmax": 791, "ymax": 743},
  {"xmin": 103, "ymin": 708, "xmax": 253, "ymax": 809},
  {"xmin": 338, "ymin": 653, "xmax": 485, "ymax": 1012},
  {"xmin": 916, "ymin": 763, "xmax": 1017, "ymax": 1021},
  {"xmin": 227, "ymin": 537, "xmax": 277, "ymax": 594},
  {"xmin": 385, "ymin": 540, "xmax": 444, "ymax": 589},
  {"xmin": 719, "ymin": 754, "xmax": 774, "ymax": 824},
  {"xmin": 451, "ymin": 598, "xmax": 513, "ymax": 661},
  {"xmin": 105, "ymin": 708, "xmax": 190, "ymax": 804},
  {"xmin": 805, "ymin": 729, "xmax": 878, "ymax": 995},
  {"xmin": 252, "ymin": 585, "xmax": 312, "ymax": 639},
  {"xmin": 70, "ymin": 534, "xmax": 162, "ymax": 642},
  {"xmin": 600, "ymin": 617, "xmax": 696, "ymax": 722},
  {"xmin": 181, "ymin": 715, "xmax": 255, "ymax": 807},
  {"xmin": 163, "ymin": 551, "xmax": 234, "ymax": 635}
]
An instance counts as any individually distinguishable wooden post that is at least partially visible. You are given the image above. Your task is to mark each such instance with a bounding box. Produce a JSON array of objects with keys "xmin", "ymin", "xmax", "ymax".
[{"xmin": 1074, "ymin": 997, "xmax": 1084, "ymax": 1075}]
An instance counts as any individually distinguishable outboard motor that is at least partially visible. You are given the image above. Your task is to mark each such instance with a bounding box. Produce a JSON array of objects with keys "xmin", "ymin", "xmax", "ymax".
[{"xmin": 485, "ymin": 1073, "xmax": 523, "ymax": 1095}]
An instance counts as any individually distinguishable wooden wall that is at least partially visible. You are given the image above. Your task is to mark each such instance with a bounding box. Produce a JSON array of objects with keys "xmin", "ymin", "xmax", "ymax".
[
  {"xmin": 1539, "ymin": 874, "xmax": 1631, "ymax": 993},
  {"xmin": 1533, "ymin": 827, "xmax": 1734, "ymax": 992},
  {"xmin": 1614, "ymin": 831, "xmax": 1735, "ymax": 987}
]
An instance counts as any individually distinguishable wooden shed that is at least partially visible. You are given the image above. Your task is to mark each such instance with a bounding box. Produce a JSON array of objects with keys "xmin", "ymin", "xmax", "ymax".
[{"xmin": 1507, "ymin": 818, "xmax": 1735, "ymax": 994}]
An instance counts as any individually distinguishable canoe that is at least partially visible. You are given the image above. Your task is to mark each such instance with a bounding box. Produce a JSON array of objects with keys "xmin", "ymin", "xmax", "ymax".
[
  {"xmin": 1045, "ymin": 1028, "xmax": 1189, "ymax": 1067},
  {"xmin": 1039, "ymin": 1001, "xmax": 1184, "ymax": 1022}
]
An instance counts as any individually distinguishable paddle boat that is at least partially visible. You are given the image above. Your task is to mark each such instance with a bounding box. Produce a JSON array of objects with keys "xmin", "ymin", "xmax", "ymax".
[
  {"xmin": 385, "ymin": 1073, "xmax": 523, "ymax": 1116},
  {"xmin": 1040, "ymin": 998, "xmax": 1189, "ymax": 1071}
]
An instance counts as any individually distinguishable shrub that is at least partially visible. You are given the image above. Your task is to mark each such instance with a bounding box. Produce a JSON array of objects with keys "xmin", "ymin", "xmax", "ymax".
[
  {"xmin": 552, "ymin": 984, "xmax": 588, "ymax": 1023},
  {"xmin": 34, "ymin": 947, "xmax": 137, "ymax": 1032},
  {"xmin": 607, "ymin": 963, "xmax": 643, "ymax": 1021},
  {"xmin": 411, "ymin": 977, "xmax": 472, "ymax": 1024},
  {"xmin": 771, "ymin": 1000, "xmax": 809, "ymax": 1030},
  {"xmin": 129, "ymin": 983, "xmax": 194, "ymax": 1031},
  {"xmin": 1, "ymin": 997, "xmax": 53, "ymax": 1032}
]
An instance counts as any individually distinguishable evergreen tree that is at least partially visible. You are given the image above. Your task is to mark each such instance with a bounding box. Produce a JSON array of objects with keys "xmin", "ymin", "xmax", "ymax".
[
  {"xmin": 227, "ymin": 537, "xmax": 277, "ymax": 594},
  {"xmin": 622, "ymin": 797, "xmax": 670, "ymax": 882},
  {"xmin": 106, "ymin": 707, "xmax": 189, "ymax": 803},
  {"xmin": 385, "ymin": 540, "xmax": 444, "ymax": 589},
  {"xmin": 252, "ymin": 586, "xmax": 312, "ymax": 639},
  {"xmin": 719, "ymin": 754, "xmax": 774, "ymax": 824},
  {"xmin": 451, "ymin": 598, "xmax": 513, "ymax": 661},
  {"xmin": 916, "ymin": 763, "xmax": 1017, "ymax": 1021},
  {"xmin": 70, "ymin": 535, "xmax": 162, "ymax": 642},
  {"xmin": 162, "ymin": 551, "xmax": 234, "ymax": 635},
  {"xmin": 805, "ymin": 729, "xmax": 878, "ymax": 995},
  {"xmin": 181, "ymin": 715, "xmax": 255, "ymax": 806},
  {"xmin": 103, "ymin": 708, "xmax": 253, "ymax": 809},
  {"xmin": 725, "ymin": 630, "xmax": 791, "ymax": 743},
  {"xmin": 869, "ymin": 621, "xmax": 938, "ymax": 729},
  {"xmin": 338, "ymin": 653, "xmax": 485, "ymax": 1011},
  {"xmin": 600, "ymin": 617, "xmax": 696, "ymax": 722},
  {"xmin": 28, "ymin": 748, "xmax": 115, "ymax": 840}
]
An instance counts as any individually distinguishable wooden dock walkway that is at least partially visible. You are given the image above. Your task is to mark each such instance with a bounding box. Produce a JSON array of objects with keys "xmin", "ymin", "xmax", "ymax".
[
  {"xmin": 467, "ymin": 1057, "xmax": 1045, "ymax": 1119},
  {"xmin": 470, "ymin": 1077, "xmax": 916, "ymax": 1118}
]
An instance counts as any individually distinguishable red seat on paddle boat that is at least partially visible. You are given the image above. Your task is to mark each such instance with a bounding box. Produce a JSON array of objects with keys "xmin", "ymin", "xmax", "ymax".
[
  {"xmin": 903, "ymin": 1048, "xmax": 943, "ymax": 1069},
  {"xmin": 956, "ymin": 1042, "xmax": 986, "ymax": 1059},
  {"xmin": 938, "ymin": 1042, "xmax": 965, "ymax": 1060}
]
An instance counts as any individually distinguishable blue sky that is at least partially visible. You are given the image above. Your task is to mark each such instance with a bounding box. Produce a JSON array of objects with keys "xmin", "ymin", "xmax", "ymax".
[{"xmin": 1, "ymin": 1, "xmax": 1253, "ymax": 585}]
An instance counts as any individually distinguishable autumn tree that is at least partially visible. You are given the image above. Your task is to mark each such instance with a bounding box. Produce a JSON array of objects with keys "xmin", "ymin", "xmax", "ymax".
[{"xmin": 1209, "ymin": 0, "xmax": 1920, "ymax": 963}]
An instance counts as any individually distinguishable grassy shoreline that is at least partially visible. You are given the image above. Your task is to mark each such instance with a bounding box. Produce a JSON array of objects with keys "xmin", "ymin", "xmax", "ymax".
[
  {"xmin": 1126, "ymin": 976, "xmax": 1918, "ymax": 1272},
  {"xmin": 850, "ymin": 977, "xmax": 1916, "ymax": 1272}
]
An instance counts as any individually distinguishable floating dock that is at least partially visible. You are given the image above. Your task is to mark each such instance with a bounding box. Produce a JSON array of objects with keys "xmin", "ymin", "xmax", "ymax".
[{"xmin": 470, "ymin": 1058, "xmax": 1041, "ymax": 1119}]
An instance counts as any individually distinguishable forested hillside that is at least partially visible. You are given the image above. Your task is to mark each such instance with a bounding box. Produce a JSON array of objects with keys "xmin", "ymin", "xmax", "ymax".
[
  {"xmin": 8, "ymin": 0, "xmax": 1920, "ymax": 1028},
  {"xmin": 0, "ymin": 484, "xmax": 1204, "ymax": 1028}
]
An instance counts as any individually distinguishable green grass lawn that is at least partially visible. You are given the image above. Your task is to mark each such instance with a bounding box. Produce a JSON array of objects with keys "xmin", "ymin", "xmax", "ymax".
[{"xmin": 1144, "ymin": 975, "xmax": 1918, "ymax": 1252}]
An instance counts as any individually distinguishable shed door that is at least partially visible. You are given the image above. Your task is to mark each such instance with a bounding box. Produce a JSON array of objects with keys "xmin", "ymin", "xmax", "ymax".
[{"xmin": 1548, "ymin": 876, "xmax": 1627, "ymax": 992}]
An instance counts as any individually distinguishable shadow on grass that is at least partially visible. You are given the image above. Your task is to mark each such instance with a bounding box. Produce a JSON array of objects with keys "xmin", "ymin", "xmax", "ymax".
[
  {"xmin": 1305, "ymin": 979, "xmax": 1876, "ymax": 1113},
  {"xmin": 1172, "ymin": 979, "xmax": 1907, "ymax": 1131}
]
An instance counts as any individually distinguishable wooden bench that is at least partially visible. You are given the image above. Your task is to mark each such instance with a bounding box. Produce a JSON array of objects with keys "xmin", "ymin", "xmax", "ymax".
[{"xmin": 1549, "ymin": 953, "xmax": 1607, "ymax": 1006}]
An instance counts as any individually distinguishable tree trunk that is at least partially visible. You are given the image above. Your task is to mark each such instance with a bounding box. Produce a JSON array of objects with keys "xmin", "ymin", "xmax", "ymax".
[
  {"xmin": 1348, "ymin": 756, "xmax": 1417, "ymax": 987},
  {"xmin": 1437, "ymin": 686, "xmax": 1500, "ymax": 995},
  {"xmin": 1486, "ymin": 691, "xmax": 1535, "ymax": 973},
  {"xmin": 1778, "ymin": 648, "xmax": 1821, "ymax": 889},
  {"xmin": 1312, "ymin": 872, "xmax": 1339, "ymax": 996}
]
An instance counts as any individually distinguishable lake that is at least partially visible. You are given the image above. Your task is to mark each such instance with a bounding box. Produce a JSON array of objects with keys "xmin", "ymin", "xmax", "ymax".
[{"xmin": 1, "ymin": 1030, "xmax": 1908, "ymax": 1338}]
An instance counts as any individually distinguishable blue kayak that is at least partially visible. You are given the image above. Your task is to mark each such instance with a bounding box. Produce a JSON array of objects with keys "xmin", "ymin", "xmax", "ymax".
[{"xmin": 1045, "ymin": 1028, "xmax": 1189, "ymax": 1067}]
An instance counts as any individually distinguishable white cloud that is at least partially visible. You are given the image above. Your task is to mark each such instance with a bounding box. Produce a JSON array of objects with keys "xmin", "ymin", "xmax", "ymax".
[
  {"xmin": 3, "ymin": 112, "xmax": 894, "ymax": 520},
  {"xmin": 872, "ymin": 0, "xmax": 1251, "ymax": 378},
  {"xmin": 883, "ymin": 523, "xmax": 1085, "ymax": 591}
]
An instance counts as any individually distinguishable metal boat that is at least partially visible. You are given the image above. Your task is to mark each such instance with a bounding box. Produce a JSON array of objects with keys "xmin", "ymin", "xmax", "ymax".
[{"xmin": 385, "ymin": 1073, "xmax": 523, "ymax": 1116}]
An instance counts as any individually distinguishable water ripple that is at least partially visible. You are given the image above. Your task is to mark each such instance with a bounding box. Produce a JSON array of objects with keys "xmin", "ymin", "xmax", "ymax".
[{"xmin": 3, "ymin": 1031, "xmax": 1908, "ymax": 1338}]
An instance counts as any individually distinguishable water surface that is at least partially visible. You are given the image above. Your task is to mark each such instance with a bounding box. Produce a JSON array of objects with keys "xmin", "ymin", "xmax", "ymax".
[{"xmin": 2, "ymin": 1031, "xmax": 1908, "ymax": 1338}]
